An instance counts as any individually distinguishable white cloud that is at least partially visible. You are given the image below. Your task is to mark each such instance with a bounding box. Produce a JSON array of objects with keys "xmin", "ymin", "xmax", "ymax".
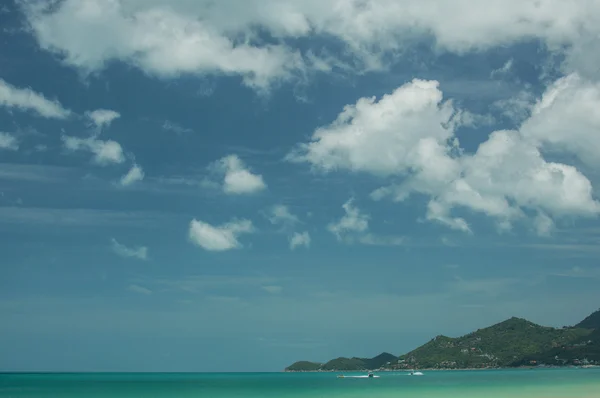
[
  {"xmin": 325, "ymin": 199, "xmax": 403, "ymax": 245},
  {"xmin": 288, "ymin": 79, "xmax": 456, "ymax": 176},
  {"xmin": 295, "ymin": 78, "xmax": 600, "ymax": 233},
  {"xmin": 128, "ymin": 284, "xmax": 152, "ymax": 295},
  {"xmin": 490, "ymin": 59, "xmax": 514, "ymax": 78},
  {"xmin": 119, "ymin": 164, "xmax": 144, "ymax": 186},
  {"xmin": 188, "ymin": 218, "xmax": 254, "ymax": 251},
  {"xmin": 328, "ymin": 198, "xmax": 369, "ymax": 240},
  {"xmin": 520, "ymin": 73, "xmax": 600, "ymax": 168},
  {"xmin": 289, "ymin": 231, "xmax": 310, "ymax": 250},
  {"xmin": 455, "ymin": 110, "xmax": 496, "ymax": 128},
  {"xmin": 0, "ymin": 132, "xmax": 18, "ymax": 150},
  {"xmin": 0, "ymin": 78, "xmax": 71, "ymax": 118},
  {"xmin": 85, "ymin": 109, "xmax": 120, "ymax": 131},
  {"xmin": 212, "ymin": 155, "xmax": 266, "ymax": 195},
  {"xmin": 491, "ymin": 91, "xmax": 536, "ymax": 123},
  {"xmin": 22, "ymin": 0, "xmax": 600, "ymax": 86},
  {"xmin": 533, "ymin": 212, "xmax": 554, "ymax": 237},
  {"xmin": 62, "ymin": 135, "xmax": 125, "ymax": 165},
  {"xmin": 111, "ymin": 238, "xmax": 148, "ymax": 260},
  {"xmin": 162, "ymin": 120, "xmax": 192, "ymax": 134},
  {"xmin": 268, "ymin": 205, "xmax": 299, "ymax": 226},
  {"xmin": 23, "ymin": 0, "xmax": 305, "ymax": 91}
]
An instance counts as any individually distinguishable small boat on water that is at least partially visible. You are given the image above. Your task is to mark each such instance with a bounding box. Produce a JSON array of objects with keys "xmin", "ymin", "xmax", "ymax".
[
  {"xmin": 408, "ymin": 371, "xmax": 424, "ymax": 376},
  {"xmin": 337, "ymin": 371, "xmax": 379, "ymax": 379}
]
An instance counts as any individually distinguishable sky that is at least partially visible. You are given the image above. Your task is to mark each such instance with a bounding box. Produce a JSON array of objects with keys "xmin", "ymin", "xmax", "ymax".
[{"xmin": 1, "ymin": 0, "xmax": 600, "ymax": 372}]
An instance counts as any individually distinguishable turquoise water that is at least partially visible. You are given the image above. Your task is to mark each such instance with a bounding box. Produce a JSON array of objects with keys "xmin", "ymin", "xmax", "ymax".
[{"xmin": 1, "ymin": 368, "xmax": 599, "ymax": 397}]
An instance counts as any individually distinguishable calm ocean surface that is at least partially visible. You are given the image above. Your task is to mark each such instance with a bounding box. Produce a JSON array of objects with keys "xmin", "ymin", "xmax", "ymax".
[{"xmin": 1, "ymin": 368, "xmax": 599, "ymax": 398}]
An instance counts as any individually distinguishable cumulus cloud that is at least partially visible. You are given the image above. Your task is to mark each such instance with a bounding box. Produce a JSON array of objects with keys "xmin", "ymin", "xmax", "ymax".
[
  {"xmin": 111, "ymin": 238, "xmax": 148, "ymax": 260},
  {"xmin": 0, "ymin": 132, "xmax": 18, "ymax": 150},
  {"xmin": 533, "ymin": 212, "xmax": 554, "ymax": 237},
  {"xmin": 85, "ymin": 109, "xmax": 121, "ymax": 131},
  {"xmin": 520, "ymin": 73, "xmax": 600, "ymax": 168},
  {"xmin": 287, "ymin": 79, "xmax": 457, "ymax": 175},
  {"xmin": 294, "ymin": 78, "xmax": 600, "ymax": 234},
  {"xmin": 62, "ymin": 135, "xmax": 125, "ymax": 165},
  {"xmin": 268, "ymin": 205, "xmax": 299, "ymax": 226},
  {"xmin": 328, "ymin": 199, "xmax": 370, "ymax": 240},
  {"xmin": 212, "ymin": 155, "xmax": 266, "ymax": 195},
  {"xmin": 119, "ymin": 164, "xmax": 144, "ymax": 186},
  {"xmin": 23, "ymin": 0, "xmax": 305, "ymax": 91},
  {"xmin": 188, "ymin": 218, "xmax": 254, "ymax": 251},
  {"xmin": 289, "ymin": 231, "xmax": 310, "ymax": 250},
  {"xmin": 22, "ymin": 0, "xmax": 600, "ymax": 86},
  {"xmin": 0, "ymin": 78, "xmax": 70, "ymax": 118}
]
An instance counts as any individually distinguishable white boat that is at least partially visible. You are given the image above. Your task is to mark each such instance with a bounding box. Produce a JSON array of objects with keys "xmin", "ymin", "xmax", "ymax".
[
  {"xmin": 337, "ymin": 371, "xmax": 380, "ymax": 379},
  {"xmin": 408, "ymin": 371, "xmax": 424, "ymax": 376}
]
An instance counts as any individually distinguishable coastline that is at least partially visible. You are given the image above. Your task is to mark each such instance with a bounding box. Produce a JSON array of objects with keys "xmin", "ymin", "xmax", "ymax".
[{"xmin": 283, "ymin": 365, "xmax": 600, "ymax": 372}]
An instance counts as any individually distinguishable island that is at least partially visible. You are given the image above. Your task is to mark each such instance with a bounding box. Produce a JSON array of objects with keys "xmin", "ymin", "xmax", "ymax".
[{"xmin": 285, "ymin": 308, "xmax": 600, "ymax": 371}]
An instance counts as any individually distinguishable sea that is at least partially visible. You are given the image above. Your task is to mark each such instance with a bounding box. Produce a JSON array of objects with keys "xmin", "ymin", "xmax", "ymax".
[{"xmin": 1, "ymin": 368, "xmax": 599, "ymax": 397}]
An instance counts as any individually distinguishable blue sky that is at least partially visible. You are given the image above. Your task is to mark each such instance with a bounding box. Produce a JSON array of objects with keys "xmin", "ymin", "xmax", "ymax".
[{"xmin": 1, "ymin": 0, "xmax": 600, "ymax": 372}]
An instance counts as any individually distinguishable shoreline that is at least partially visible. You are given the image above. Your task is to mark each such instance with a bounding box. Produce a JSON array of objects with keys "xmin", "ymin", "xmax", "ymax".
[{"xmin": 283, "ymin": 365, "xmax": 600, "ymax": 373}]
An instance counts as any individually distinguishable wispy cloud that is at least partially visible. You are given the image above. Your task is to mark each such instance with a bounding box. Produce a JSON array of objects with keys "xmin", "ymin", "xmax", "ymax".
[
  {"xmin": 261, "ymin": 285, "xmax": 283, "ymax": 294},
  {"xmin": 0, "ymin": 78, "xmax": 71, "ymax": 119},
  {"xmin": 490, "ymin": 58, "xmax": 514, "ymax": 78},
  {"xmin": 127, "ymin": 284, "xmax": 152, "ymax": 295},
  {"xmin": 138, "ymin": 275, "xmax": 281, "ymax": 294},
  {"xmin": 516, "ymin": 242, "xmax": 600, "ymax": 253},
  {"xmin": 111, "ymin": 238, "xmax": 148, "ymax": 260},
  {"xmin": 0, "ymin": 164, "xmax": 76, "ymax": 183},
  {"xmin": 358, "ymin": 233, "xmax": 404, "ymax": 246},
  {"xmin": 119, "ymin": 164, "xmax": 144, "ymax": 186},
  {"xmin": 328, "ymin": 199, "xmax": 404, "ymax": 246},
  {"xmin": 0, "ymin": 132, "xmax": 18, "ymax": 150},
  {"xmin": 62, "ymin": 135, "xmax": 125, "ymax": 165},
  {"xmin": 162, "ymin": 120, "xmax": 192, "ymax": 134},
  {"xmin": 0, "ymin": 207, "xmax": 174, "ymax": 228}
]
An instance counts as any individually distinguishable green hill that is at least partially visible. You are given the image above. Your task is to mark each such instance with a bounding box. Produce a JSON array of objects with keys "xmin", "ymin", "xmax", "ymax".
[
  {"xmin": 285, "ymin": 361, "xmax": 322, "ymax": 371},
  {"xmin": 285, "ymin": 352, "xmax": 398, "ymax": 372},
  {"xmin": 398, "ymin": 317, "xmax": 591, "ymax": 369},
  {"xmin": 514, "ymin": 328, "xmax": 600, "ymax": 366},
  {"xmin": 575, "ymin": 309, "xmax": 600, "ymax": 329},
  {"xmin": 319, "ymin": 352, "xmax": 398, "ymax": 371},
  {"xmin": 321, "ymin": 357, "xmax": 367, "ymax": 371},
  {"xmin": 364, "ymin": 352, "xmax": 398, "ymax": 369},
  {"xmin": 284, "ymin": 309, "xmax": 600, "ymax": 371}
]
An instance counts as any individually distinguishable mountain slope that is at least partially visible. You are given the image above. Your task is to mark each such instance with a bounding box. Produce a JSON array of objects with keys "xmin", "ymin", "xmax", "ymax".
[
  {"xmin": 514, "ymin": 328, "xmax": 600, "ymax": 366},
  {"xmin": 285, "ymin": 352, "xmax": 398, "ymax": 372},
  {"xmin": 399, "ymin": 317, "xmax": 591, "ymax": 369},
  {"xmin": 285, "ymin": 361, "xmax": 322, "ymax": 371},
  {"xmin": 575, "ymin": 309, "xmax": 600, "ymax": 329},
  {"xmin": 284, "ymin": 309, "xmax": 600, "ymax": 371}
]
